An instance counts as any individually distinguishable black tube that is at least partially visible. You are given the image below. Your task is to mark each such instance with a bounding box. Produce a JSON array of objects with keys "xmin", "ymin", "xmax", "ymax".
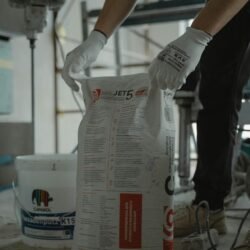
[
  {"xmin": 53, "ymin": 11, "xmax": 59, "ymax": 153},
  {"xmin": 29, "ymin": 38, "xmax": 36, "ymax": 152}
]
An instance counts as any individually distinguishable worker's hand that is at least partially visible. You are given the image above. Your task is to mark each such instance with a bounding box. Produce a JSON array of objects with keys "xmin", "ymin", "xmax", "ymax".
[
  {"xmin": 62, "ymin": 30, "xmax": 107, "ymax": 91},
  {"xmin": 148, "ymin": 27, "xmax": 212, "ymax": 91}
]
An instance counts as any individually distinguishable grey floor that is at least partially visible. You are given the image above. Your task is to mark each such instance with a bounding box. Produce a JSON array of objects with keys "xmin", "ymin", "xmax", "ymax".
[
  {"xmin": 174, "ymin": 189, "xmax": 250, "ymax": 250},
  {"xmin": 0, "ymin": 165, "xmax": 249, "ymax": 250}
]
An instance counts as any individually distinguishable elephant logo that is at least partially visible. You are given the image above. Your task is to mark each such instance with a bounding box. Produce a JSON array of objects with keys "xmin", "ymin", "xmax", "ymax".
[{"xmin": 32, "ymin": 189, "xmax": 53, "ymax": 207}]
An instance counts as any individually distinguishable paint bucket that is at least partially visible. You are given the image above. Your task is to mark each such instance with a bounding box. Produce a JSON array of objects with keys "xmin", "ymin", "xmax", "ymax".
[{"xmin": 14, "ymin": 154, "xmax": 77, "ymax": 248}]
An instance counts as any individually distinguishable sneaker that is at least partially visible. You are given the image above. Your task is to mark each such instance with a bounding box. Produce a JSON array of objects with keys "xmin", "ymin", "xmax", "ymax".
[
  {"xmin": 174, "ymin": 203, "xmax": 227, "ymax": 237},
  {"xmin": 233, "ymin": 230, "xmax": 250, "ymax": 250}
]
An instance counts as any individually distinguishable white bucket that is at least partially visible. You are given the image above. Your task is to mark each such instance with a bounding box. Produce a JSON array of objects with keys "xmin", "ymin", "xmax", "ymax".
[{"xmin": 14, "ymin": 154, "xmax": 77, "ymax": 249}]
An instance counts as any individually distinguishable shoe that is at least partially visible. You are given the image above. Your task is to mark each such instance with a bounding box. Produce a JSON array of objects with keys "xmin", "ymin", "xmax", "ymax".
[
  {"xmin": 174, "ymin": 203, "xmax": 227, "ymax": 237},
  {"xmin": 233, "ymin": 230, "xmax": 250, "ymax": 250}
]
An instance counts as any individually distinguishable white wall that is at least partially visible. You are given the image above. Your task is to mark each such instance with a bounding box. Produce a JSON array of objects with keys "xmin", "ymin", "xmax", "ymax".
[
  {"xmin": 0, "ymin": 15, "xmax": 55, "ymax": 153},
  {"xmin": 0, "ymin": 0, "xmax": 191, "ymax": 155}
]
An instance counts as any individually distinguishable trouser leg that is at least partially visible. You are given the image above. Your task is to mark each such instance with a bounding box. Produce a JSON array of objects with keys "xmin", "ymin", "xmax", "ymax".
[{"xmin": 192, "ymin": 6, "xmax": 250, "ymax": 210}]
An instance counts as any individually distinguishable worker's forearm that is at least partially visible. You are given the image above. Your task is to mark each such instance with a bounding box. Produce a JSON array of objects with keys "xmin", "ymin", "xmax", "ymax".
[
  {"xmin": 95, "ymin": 0, "xmax": 137, "ymax": 38},
  {"xmin": 191, "ymin": 0, "xmax": 249, "ymax": 35}
]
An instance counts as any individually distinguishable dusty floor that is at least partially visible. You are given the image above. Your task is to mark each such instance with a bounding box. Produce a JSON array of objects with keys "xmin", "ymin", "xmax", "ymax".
[
  {"xmin": 174, "ymin": 189, "xmax": 250, "ymax": 249},
  {"xmin": 0, "ymin": 167, "xmax": 249, "ymax": 250}
]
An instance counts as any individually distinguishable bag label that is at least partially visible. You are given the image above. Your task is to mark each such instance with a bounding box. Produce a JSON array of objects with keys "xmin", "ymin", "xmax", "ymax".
[{"xmin": 119, "ymin": 193, "xmax": 142, "ymax": 248}]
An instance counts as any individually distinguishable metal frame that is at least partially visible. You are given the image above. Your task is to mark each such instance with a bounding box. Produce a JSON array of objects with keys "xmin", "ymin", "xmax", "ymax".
[
  {"xmin": 53, "ymin": 1, "xmax": 205, "ymax": 171},
  {"xmin": 88, "ymin": 0, "xmax": 205, "ymax": 26}
]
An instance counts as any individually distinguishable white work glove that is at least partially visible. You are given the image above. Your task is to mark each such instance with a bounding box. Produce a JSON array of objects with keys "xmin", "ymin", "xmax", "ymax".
[
  {"xmin": 62, "ymin": 30, "xmax": 107, "ymax": 91},
  {"xmin": 148, "ymin": 27, "xmax": 212, "ymax": 91}
]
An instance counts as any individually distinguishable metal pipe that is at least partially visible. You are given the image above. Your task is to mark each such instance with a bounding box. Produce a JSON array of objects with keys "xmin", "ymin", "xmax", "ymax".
[
  {"xmin": 92, "ymin": 62, "xmax": 150, "ymax": 69},
  {"xmin": 56, "ymin": 110, "xmax": 84, "ymax": 114},
  {"xmin": 125, "ymin": 4, "xmax": 204, "ymax": 19},
  {"xmin": 53, "ymin": 12, "xmax": 59, "ymax": 153},
  {"xmin": 81, "ymin": 1, "xmax": 90, "ymax": 77},
  {"xmin": 88, "ymin": 2, "xmax": 205, "ymax": 26},
  {"xmin": 29, "ymin": 38, "xmax": 36, "ymax": 152},
  {"xmin": 56, "ymin": 62, "xmax": 150, "ymax": 73},
  {"xmin": 114, "ymin": 31, "xmax": 121, "ymax": 76},
  {"xmin": 175, "ymin": 94, "xmax": 195, "ymax": 186},
  {"xmin": 178, "ymin": 105, "xmax": 192, "ymax": 186}
]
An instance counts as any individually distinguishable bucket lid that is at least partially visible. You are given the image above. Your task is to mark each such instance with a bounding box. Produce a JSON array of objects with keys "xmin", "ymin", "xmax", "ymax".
[{"xmin": 15, "ymin": 154, "xmax": 77, "ymax": 171}]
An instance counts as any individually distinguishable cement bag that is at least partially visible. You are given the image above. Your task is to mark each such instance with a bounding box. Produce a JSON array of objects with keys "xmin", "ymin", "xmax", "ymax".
[{"xmin": 74, "ymin": 73, "xmax": 175, "ymax": 250}]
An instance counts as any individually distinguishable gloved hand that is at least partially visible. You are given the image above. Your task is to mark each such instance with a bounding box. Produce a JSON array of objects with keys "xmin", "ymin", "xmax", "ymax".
[
  {"xmin": 148, "ymin": 27, "xmax": 212, "ymax": 91},
  {"xmin": 62, "ymin": 30, "xmax": 107, "ymax": 91}
]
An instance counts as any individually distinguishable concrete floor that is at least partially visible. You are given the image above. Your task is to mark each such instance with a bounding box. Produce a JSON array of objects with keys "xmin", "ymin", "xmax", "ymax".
[
  {"xmin": 0, "ymin": 168, "xmax": 249, "ymax": 250},
  {"xmin": 174, "ymin": 189, "xmax": 250, "ymax": 250},
  {"xmin": 173, "ymin": 160, "xmax": 250, "ymax": 250}
]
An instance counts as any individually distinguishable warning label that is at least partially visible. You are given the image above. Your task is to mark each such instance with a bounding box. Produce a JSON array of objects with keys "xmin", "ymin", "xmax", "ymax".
[{"xmin": 119, "ymin": 193, "xmax": 142, "ymax": 248}]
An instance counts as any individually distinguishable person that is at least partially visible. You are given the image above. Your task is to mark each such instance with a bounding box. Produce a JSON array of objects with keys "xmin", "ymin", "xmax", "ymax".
[{"xmin": 62, "ymin": 0, "xmax": 250, "ymax": 242}]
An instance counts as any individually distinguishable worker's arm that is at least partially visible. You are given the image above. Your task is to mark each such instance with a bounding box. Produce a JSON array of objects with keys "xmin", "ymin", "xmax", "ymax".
[
  {"xmin": 62, "ymin": 0, "xmax": 137, "ymax": 91},
  {"xmin": 149, "ymin": 0, "xmax": 249, "ymax": 91},
  {"xmin": 95, "ymin": 0, "xmax": 137, "ymax": 38},
  {"xmin": 192, "ymin": 0, "xmax": 249, "ymax": 35}
]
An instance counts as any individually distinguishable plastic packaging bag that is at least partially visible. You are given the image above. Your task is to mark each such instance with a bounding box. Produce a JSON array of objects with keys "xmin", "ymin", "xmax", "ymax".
[{"xmin": 74, "ymin": 73, "xmax": 175, "ymax": 250}]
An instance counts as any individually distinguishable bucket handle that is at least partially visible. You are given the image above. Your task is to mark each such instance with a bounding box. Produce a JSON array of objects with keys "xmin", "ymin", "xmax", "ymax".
[{"xmin": 12, "ymin": 181, "xmax": 34, "ymax": 227}]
